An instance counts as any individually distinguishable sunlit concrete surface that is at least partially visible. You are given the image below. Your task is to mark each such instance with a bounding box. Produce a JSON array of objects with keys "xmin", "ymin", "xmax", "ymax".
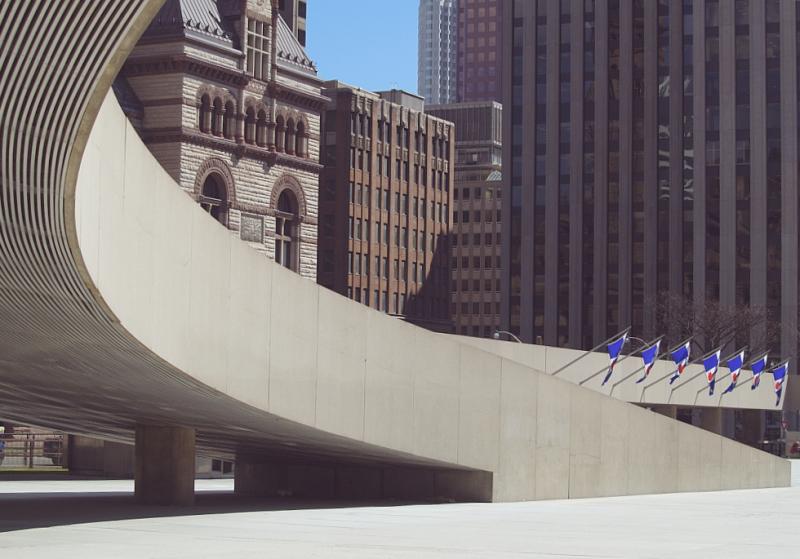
[
  {"xmin": 0, "ymin": 479, "xmax": 232, "ymax": 494},
  {"xmin": 1, "ymin": 478, "xmax": 798, "ymax": 558}
]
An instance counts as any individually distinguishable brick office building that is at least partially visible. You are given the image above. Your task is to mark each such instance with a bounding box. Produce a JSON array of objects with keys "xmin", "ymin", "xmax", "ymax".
[
  {"xmin": 117, "ymin": 0, "xmax": 324, "ymax": 279},
  {"xmin": 318, "ymin": 82, "xmax": 454, "ymax": 329},
  {"xmin": 428, "ymin": 101, "xmax": 502, "ymax": 338}
]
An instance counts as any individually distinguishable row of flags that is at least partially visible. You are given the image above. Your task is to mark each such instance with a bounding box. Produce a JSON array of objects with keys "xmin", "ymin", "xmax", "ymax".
[{"xmin": 604, "ymin": 331, "xmax": 789, "ymax": 406}]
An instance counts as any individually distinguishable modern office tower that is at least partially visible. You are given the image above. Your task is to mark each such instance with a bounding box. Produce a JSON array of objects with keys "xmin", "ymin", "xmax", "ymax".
[
  {"xmin": 278, "ymin": 0, "xmax": 308, "ymax": 46},
  {"xmin": 419, "ymin": 0, "xmax": 458, "ymax": 104},
  {"xmin": 502, "ymin": 1, "xmax": 799, "ymax": 422},
  {"xmin": 319, "ymin": 82, "xmax": 455, "ymax": 331},
  {"xmin": 428, "ymin": 102, "xmax": 503, "ymax": 337},
  {"xmin": 456, "ymin": 0, "xmax": 504, "ymax": 102},
  {"xmin": 119, "ymin": 0, "xmax": 323, "ymax": 279}
]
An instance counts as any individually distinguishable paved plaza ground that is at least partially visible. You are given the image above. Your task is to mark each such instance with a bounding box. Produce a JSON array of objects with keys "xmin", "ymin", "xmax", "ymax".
[{"xmin": 0, "ymin": 462, "xmax": 797, "ymax": 558}]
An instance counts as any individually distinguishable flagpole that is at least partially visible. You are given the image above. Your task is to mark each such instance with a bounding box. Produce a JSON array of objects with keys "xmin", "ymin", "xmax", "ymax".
[
  {"xmin": 638, "ymin": 337, "xmax": 696, "ymax": 399},
  {"xmin": 666, "ymin": 346, "xmax": 723, "ymax": 394},
  {"xmin": 744, "ymin": 349, "xmax": 770, "ymax": 370},
  {"xmin": 722, "ymin": 346, "xmax": 749, "ymax": 365},
  {"xmin": 702, "ymin": 346, "xmax": 748, "ymax": 398},
  {"xmin": 579, "ymin": 334, "xmax": 657, "ymax": 387},
  {"xmin": 746, "ymin": 350, "xmax": 770, "ymax": 390},
  {"xmin": 769, "ymin": 360, "xmax": 790, "ymax": 407},
  {"xmin": 608, "ymin": 335, "xmax": 666, "ymax": 394},
  {"xmin": 550, "ymin": 327, "xmax": 631, "ymax": 377}
]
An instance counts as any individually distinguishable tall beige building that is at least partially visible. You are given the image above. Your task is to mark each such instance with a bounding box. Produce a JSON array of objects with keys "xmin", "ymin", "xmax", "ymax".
[
  {"xmin": 118, "ymin": 0, "xmax": 323, "ymax": 279},
  {"xmin": 428, "ymin": 102, "xmax": 502, "ymax": 337}
]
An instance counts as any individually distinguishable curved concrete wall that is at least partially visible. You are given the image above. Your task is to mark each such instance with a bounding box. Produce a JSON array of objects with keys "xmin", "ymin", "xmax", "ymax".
[
  {"xmin": 0, "ymin": 0, "xmax": 791, "ymax": 503},
  {"xmin": 74, "ymin": 92, "xmax": 790, "ymax": 499}
]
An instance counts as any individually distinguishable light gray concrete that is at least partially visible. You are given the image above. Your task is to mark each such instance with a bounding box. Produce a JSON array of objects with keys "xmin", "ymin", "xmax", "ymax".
[
  {"xmin": 70, "ymin": 93, "xmax": 790, "ymax": 503},
  {"xmin": 0, "ymin": 0, "xmax": 787, "ymax": 512},
  {"xmin": 0, "ymin": 480, "xmax": 797, "ymax": 558}
]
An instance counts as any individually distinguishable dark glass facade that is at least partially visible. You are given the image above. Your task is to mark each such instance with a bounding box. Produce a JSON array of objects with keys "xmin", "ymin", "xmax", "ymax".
[{"xmin": 502, "ymin": 0, "xmax": 800, "ymax": 422}]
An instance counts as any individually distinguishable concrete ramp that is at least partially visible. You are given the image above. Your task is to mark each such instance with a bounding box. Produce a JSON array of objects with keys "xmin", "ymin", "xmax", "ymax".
[{"xmin": 0, "ymin": 0, "xmax": 790, "ymax": 503}]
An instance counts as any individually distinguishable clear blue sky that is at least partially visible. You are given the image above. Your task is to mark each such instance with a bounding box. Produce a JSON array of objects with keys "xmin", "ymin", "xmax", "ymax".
[{"xmin": 306, "ymin": 0, "xmax": 418, "ymax": 94}]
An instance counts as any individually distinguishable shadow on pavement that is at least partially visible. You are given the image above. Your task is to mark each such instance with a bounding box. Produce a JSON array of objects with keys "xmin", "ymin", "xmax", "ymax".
[{"xmin": 0, "ymin": 489, "xmax": 419, "ymax": 533}]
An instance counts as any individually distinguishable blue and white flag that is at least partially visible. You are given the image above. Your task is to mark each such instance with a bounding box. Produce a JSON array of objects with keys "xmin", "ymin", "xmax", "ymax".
[
  {"xmin": 722, "ymin": 350, "xmax": 746, "ymax": 394},
  {"xmin": 602, "ymin": 331, "xmax": 629, "ymax": 386},
  {"xmin": 668, "ymin": 340, "xmax": 692, "ymax": 385},
  {"xmin": 772, "ymin": 361, "xmax": 789, "ymax": 407},
  {"xmin": 635, "ymin": 339, "xmax": 661, "ymax": 384},
  {"xmin": 750, "ymin": 353, "xmax": 768, "ymax": 390},
  {"xmin": 703, "ymin": 349, "xmax": 721, "ymax": 396}
]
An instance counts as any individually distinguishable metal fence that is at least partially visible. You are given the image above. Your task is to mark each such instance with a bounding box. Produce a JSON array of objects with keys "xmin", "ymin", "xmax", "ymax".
[{"xmin": 0, "ymin": 431, "xmax": 65, "ymax": 469}]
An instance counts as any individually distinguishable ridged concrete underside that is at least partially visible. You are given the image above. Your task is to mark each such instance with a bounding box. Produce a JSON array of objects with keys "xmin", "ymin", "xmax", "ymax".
[
  {"xmin": 0, "ymin": 1, "xmax": 790, "ymax": 502},
  {"xmin": 0, "ymin": 0, "xmax": 454, "ymax": 469}
]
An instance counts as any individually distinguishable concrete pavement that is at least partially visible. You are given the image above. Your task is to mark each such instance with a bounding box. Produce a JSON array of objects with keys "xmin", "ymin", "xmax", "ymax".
[{"xmin": 0, "ymin": 474, "xmax": 798, "ymax": 558}]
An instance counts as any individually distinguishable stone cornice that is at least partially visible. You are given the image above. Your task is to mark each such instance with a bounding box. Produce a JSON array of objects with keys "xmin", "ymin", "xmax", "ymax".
[
  {"xmin": 123, "ymin": 54, "xmax": 249, "ymax": 86},
  {"xmin": 141, "ymin": 127, "xmax": 323, "ymax": 174},
  {"xmin": 123, "ymin": 56, "xmax": 329, "ymax": 113},
  {"xmin": 268, "ymin": 82, "xmax": 329, "ymax": 111}
]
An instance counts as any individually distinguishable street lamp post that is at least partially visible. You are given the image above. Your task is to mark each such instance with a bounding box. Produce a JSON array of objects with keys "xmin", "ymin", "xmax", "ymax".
[{"xmin": 493, "ymin": 330, "xmax": 523, "ymax": 343}]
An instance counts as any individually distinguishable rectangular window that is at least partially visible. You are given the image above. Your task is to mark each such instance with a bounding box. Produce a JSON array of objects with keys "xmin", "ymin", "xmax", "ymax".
[{"xmin": 246, "ymin": 18, "xmax": 270, "ymax": 79}]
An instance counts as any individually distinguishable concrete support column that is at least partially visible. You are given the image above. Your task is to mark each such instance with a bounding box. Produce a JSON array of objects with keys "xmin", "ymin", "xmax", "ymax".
[
  {"xmin": 738, "ymin": 409, "xmax": 764, "ymax": 446},
  {"xmin": 135, "ymin": 425, "xmax": 195, "ymax": 506},
  {"xmin": 699, "ymin": 408, "xmax": 723, "ymax": 435}
]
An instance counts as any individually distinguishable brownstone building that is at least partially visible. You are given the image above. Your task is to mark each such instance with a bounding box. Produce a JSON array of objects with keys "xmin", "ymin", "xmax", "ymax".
[
  {"xmin": 117, "ymin": 0, "xmax": 324, "ymax": 279},
  {"xmin": 428, "ymin": 101, "xmax": 502, "ymax": 337},
  {"xmin": 319, "ymin": 82, "xmax": 454, "ymax": 329},
  {"xmin": 456, "ymin": 0, "xmax": 504, "ymax": 103}
]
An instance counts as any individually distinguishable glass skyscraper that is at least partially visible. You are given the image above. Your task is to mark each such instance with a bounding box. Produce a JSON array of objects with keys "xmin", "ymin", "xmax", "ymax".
[{"xmin": 502, "ymin": 0, "xmax": 799, "ymax": 422}]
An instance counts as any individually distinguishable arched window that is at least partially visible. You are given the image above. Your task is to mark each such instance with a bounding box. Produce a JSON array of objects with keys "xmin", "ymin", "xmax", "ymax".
[
  {"xmin": 200, "ymin": 174, "xmax": 228, "ymax": 225},
  {"xmin": 223, "ymin": 101, "xmax": 236, "ymax": 139},
  {"xmin": 256, "ymin": 109, "xmax": 267, "ymax": 147},
  {"xmin": 212, "ymin": 98, "xmax": 223, "ymax": 136},
  {"xmin": 275, "ymin": 189, "xmax": 298, "ymax": 271},
  {"xmin": 295, "ymin": 121, "xmax": 305, "ymax": 157},
  {"xmin": 275, "ymin": 115, "xmax": 285, "ymax": 152},
  {"xmin": 285, "ymin": 118, "xmax": 295, "ymax": 155},
  {"xmin": 199, "ymin": 94, "xmax": 211, "ymax": 132},
  {"xmin": 245, "ymin": 107, "xmax": 256, "ymax": 144}
]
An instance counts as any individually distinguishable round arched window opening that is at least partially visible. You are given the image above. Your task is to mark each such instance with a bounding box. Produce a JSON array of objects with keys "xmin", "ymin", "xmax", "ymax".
[
  {"xmin": 200, "ymin": 174, "xmax": 228, "ymax": 225},
  {"xmin": 275, "ymin": 189, "xmax": 299, "ymax": 271}
]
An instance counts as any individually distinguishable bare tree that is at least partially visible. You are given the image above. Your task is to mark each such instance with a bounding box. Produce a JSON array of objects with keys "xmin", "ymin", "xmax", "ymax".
[{"xmin": 651, "ymin": 291, "xmax": 780, "ymax": 356}]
